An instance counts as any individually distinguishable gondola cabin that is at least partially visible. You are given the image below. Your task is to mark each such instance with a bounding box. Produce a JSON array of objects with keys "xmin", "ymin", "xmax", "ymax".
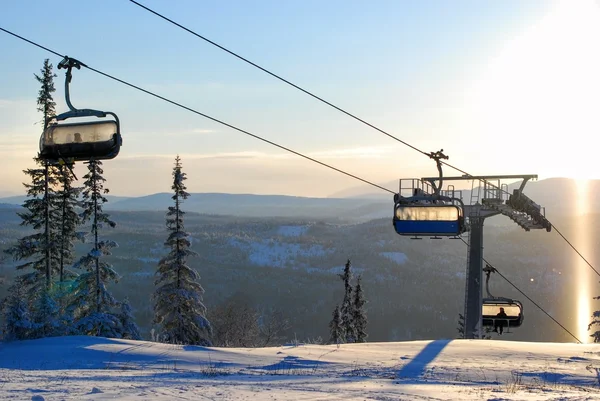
[
  {"xmin": 482, "ymin": 299, "xmax": 523, "ymax": 329},
  {"xmin": 393, "ymin": 204, "xmax": 464, "ymax": 236},
  {"xmin": 39, "ymin": 120, "xmax": 122, "ymax": 164}
]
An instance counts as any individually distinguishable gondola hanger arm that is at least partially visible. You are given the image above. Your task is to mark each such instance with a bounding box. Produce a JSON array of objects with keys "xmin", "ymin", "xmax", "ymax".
[{"xmin": 56, "ymin": 56, "xmax": 107, "ymax": 121}]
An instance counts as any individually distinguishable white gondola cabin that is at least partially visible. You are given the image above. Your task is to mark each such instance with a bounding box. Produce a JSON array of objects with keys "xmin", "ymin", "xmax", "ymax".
[
  {"xmin": 393, "ymin": 204, "xmax": 465, "ymax": 236},
  {"xmin": 39, "ymin": 119, "xmax": 121, "ymax": 163},
  {"xmin": 38, "ymin": 56, "xmax": 123, "ymax": 165}
]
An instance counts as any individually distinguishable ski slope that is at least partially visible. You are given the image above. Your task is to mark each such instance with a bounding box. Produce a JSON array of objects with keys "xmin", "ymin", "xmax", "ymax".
[{"xmin": 1, "ymin": 336, "xmax": 599, "ymax": 400}]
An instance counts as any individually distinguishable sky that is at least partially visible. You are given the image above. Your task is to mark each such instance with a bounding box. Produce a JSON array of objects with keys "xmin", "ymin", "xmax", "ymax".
[{"xmin": 1, "ymin": 0, "xmax": 599, "ymax": 197}]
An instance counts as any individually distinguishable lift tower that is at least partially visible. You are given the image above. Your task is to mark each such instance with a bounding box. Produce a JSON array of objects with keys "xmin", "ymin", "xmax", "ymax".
[{"xmin": 396, "ymin": 170, "xmax": 552, "ymax": 339}]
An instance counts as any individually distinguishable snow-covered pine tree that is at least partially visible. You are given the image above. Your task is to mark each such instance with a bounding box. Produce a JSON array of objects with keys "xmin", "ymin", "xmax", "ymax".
[
  {"xmin": 119, "ymin": 298, "xmax": 142, "ymax": 340},
  {"xmin": 5, "ymin": 158, "xmax": 61, "ymax": 294},
  {"xmin": 329, "ymin": 305, "xmax": 343, "ymax": 344},
  {"xmin": 69, "ymin": 160, "xmax": 121, "ymax": 337},
  {"xmin": 3, "ymin": 60, "xmax": 62, "ymax": 338},
  {"xmin": 352, "ymin": 275, "xmax": 367, "ymax": 342},
  {"xmin": 154, "ymin": 155, "xmax": 212, "ymax": 346},
  {"xmin": 33, "ymin": 287, "xmax": 61, "ymax": 338},
  {"xmin": 339, "ymin": 259, "xmax": 356, "ymax": 343},
  {"xmin": 1, "ymin": 278, "xmax": 36, "ymax": 340}
]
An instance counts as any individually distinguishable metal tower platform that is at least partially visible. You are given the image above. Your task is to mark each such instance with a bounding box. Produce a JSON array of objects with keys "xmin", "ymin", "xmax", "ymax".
[{"xmin": 396, "ymin": 173, "xmax": 552, "ymax": 339}]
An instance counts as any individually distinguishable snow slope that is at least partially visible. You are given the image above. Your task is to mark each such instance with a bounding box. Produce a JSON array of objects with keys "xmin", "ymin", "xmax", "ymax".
[{"xmin": 1, "ymin": 336, "xmax": 600, "ymax": 400}]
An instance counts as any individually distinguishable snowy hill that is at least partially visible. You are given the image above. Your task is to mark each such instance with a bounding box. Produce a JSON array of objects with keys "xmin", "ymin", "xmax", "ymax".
[{"xmin": 0, "ymin": 336, "xmax": 599, "ymax": 400}]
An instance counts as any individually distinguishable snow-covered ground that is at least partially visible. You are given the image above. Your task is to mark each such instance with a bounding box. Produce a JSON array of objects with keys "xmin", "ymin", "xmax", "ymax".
[
  {"xmin": 1, "ymin": 337, "xmax": 600, "ymax": 400},
  {"xmin": 380, "ymin": 252, "xmax": 408, "ymax": 265}
]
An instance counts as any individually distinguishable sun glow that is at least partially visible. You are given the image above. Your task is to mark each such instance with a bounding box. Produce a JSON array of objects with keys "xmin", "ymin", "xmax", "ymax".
[
  {"xmin": 575, "ymin": 179, "xmax": 591, "ymax": 343},
  {"xmin": 464, "ymin": 0, "xmax": 600, "ymax": 179}
]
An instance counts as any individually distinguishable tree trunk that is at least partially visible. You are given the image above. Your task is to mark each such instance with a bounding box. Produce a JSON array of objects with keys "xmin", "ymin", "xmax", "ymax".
[
  {"xmin": 44, "ymin": 162, "xmax": 51, "ymax": 291},
  {"xmin": 93, "ymin": 163, "xmax": 101, "ymax": 314},
  {"xmin": 60, "ymin": 167, "xmax": 66, "ymax": 283}
]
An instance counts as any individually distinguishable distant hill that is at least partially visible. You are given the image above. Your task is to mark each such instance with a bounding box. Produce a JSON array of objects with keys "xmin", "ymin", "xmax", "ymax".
[
  {"xmin": 0, "ymin": 177, "xmax": 596, "ymax": 221},
  {"xmin": 0, "ymin": 194, "xmax": 131, "ymax": 207},
  {"xmin": 0, "ymin": 192, "xmax": 388, "ymax": 221},
  {"xmin": 105, "ymin": 192, "xmax": 389, "ymax": 220}
]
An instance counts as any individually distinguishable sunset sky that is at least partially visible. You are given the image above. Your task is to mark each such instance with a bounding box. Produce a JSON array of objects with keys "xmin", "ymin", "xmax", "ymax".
[{"xmin": 1, "ymin": 0, "xmax": 598, "ymax": 197}]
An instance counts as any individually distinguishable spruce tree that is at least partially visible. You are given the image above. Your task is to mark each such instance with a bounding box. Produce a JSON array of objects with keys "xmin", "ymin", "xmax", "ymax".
[
  {"xmin": 69, "ymin": 160, "xmax": 121, "ymax": 337},
  {"xmin": 35, "ymin": 58, "xmax": 57, "ymax": 130},
  {"xmin": 54, "ymin": 167, "xmax": 83, "ymax": 329},
  {"xmin": 3, "ymin": 60, "xmax": 61, "ymax": 338},
  {"xmin": 589, "ymin": 295, "xmax": 600, "ymax": 343},
  {"xmin": 352, "ymin": 275, "xmax": 367, "ymax": 342},
  {"xmin": 57, "ymin": 166, "xmax": 83, "ymax": 284},
  {"xmin": 2, "ymin": 278, "xmax": 36, "ymax": 340},
  {"xmin": 5, "ymin": 159, "xmax": 61, "ymax": 293},
  {"xmin": 339, "ymin": 259, "xmax": 356, "ymax": 343},
  {"xmin": 457, "ymin": 313, "xmax": 465, "ymax": 339},
  {"xmin": 35, "ymin": 58, "xmax": 58, "ymax": 291},
  {"xmin": 154, "ymin": 155, "xmax": 212, "ymax": 345},
  {"xmin": 32, "ymin": 288, "xmax": 61, "ymax": 338},
  {"xmin": 329, "ymin": 305, "xmax": 343, "ymax": 344},
  {"xmin": 119, "ymin": 298, "xmax": 142, "ymax": 340}
]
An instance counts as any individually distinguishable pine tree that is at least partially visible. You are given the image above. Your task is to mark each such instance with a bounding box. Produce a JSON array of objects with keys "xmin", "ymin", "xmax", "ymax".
[
  {"xmin": 1, "ymin": 278, "xmax": 36, "ymax": 340},
  {"xmin": 35, "ymin": 58, "xmax": 57, "ymax": 130},
  {"xmin": 589, "ymin": 295, "xmax": 600, "ymax": 343},
  {"xmin": 119, "ymin": 298, "xmax": 142, "ymax": 340},
  {"xmin": 56, "ymin": 166, "xmax": 83, "ymax": 284},
  {"xmin": 457, "ymin": 313, "xmax": 465, "ymax": 338},
  {"xmin": 329, "ymin": 305, "xmax": 343, "ymax": 344},
  {"xmin": 352, "ymin": 275, "xmax": 367, "ymax": 342},
  {"xmin": 3, "ymin": 60, "xmax": 61, "ymax": 338},
  {"xmin": 32, "ymin": 288, "xmax": 61, "ymax": 338},
  {"xmin": 35, "ymin": 58, "xmax": 58, "ymax": 291},
  {"xmin": 5, "ymin": 159, "xmax": 61, "ymax": 294},
  {"xmin": 69, "ymin": 160, "xmax": 121, "ymax": 337},
  {"xmin": 54, "ymin": 167, "xmax": 83, "ymax": 328},
  {"xmin": 339, "ymin": 259, "xmax": 356, "ymax": 343},
  {"xmin": 154, "ymin": 155, "xmax": 212, "ymax": 346}
]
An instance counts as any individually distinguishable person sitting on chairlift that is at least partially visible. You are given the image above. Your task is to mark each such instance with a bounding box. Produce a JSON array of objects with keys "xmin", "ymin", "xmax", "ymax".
[{"xmin": 495, "ymin": 307, "xmax": 508, "ymax": 335}]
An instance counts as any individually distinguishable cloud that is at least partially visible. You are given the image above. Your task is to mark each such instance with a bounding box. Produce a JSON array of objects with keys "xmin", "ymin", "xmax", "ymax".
[
  {"xmin": 166, "ymin": 128, "xmax": 217, "ymax": 136},
  {"xmin": 307, "ymin": 146, "xmax": 394, "ymax": 160},
  {"xmin": 118, "ymin": 150, "xmax": 289, "ymax": 161},
  {"xmin": 118, "ymin": 145, "xmax": 398, "ymax": 163}
]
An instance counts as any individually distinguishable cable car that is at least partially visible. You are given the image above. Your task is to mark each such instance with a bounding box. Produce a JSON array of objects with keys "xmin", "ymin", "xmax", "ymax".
[
  {"xmin": 40, "ymin": 118, "xmax": 121, "ymax": 164},
  {"xmin": 393, "ymin": 203, "xmax": 465, "ymax": 236},
  {"xmin": 38, "ymin": 56, "xmax": 122, "ymax": 165},
  {"xmin": 392, "ymin": 150, "xmax": 466, "ymax": 237},
  {"xmin": 482, "ymin": 298, "xmax": 524, "ymax": 330}
]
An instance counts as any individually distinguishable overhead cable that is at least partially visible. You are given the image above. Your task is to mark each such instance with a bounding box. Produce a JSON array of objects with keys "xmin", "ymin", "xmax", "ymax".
[
  {"xmin": 126, "ymin": 0, "xmax": 600, "ymax": 280},
  {"xmin": 0, "ymin": 26, "xmax": 586, "ymax": 344},
  {"xmin": 0, "ymin": 26, "xmax": 395, "ymax": 196},
  {"xmin": 459, "ymin": 237, "xmax": 583, "ymax": 344}
]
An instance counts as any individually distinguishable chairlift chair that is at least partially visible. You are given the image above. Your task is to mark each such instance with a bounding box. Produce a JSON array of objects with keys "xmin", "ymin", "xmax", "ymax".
[
  {"xmin": 481, "ymin": 264, "xmax": 524, "ymax": 333},
  {"xmin": 482, "ymin": 298, "xmax": 524, "ymax": 331}
]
